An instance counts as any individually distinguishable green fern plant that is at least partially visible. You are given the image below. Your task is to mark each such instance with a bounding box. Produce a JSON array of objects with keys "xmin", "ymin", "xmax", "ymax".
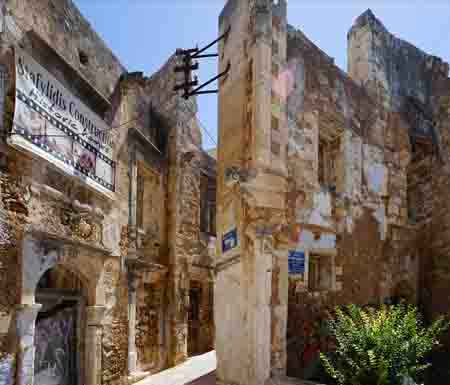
[{"xmin": 320, "ymin": 304, "xmax": 449, "ymax": 385}]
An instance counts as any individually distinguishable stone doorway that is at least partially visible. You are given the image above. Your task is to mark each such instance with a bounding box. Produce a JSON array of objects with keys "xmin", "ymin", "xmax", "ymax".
[
  {"xmin": 188, "ymin": 281, "xmax": 202, "ymax": 356},
  {"xmin": 34, "ymin": 266, "xmax": 86, "ymax": 385}
]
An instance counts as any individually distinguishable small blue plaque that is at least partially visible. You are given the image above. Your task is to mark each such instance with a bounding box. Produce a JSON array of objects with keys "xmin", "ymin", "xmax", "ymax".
[
  {"xmin": 288, "ymin": 250, "xmax": 305, "ymax": 275},
  {"xmin": 222, "ymin": 228, "xmax": 238, "ymax": 253}
]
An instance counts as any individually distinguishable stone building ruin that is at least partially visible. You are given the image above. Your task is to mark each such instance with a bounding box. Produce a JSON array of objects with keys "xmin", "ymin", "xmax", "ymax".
[
  {"xmin": 0, "ymin": 1, "xmax": 216, "ymax": 384},
  {"xmin": 2, "ymin": 1, "xmax": 450, "ymax": 385},
  {"xmin": 216, "ymin": 1, "xmax": 450, "ymax": 385}
]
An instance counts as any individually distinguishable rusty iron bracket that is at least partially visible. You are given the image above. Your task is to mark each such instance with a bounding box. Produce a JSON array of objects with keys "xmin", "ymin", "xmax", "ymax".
[{"xmin": 174, "ymin": 26, "xmax": 231, "ymax": 99}]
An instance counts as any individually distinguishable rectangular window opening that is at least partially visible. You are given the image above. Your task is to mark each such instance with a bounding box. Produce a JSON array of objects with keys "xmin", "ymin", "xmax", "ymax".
[
  {"xmin": 136, "ymin": 167, "xmax": 145, "ymax": 230},
  {"xmin": 318, "ymin": 135, "xmax": 339, "ymax": 191},
  {"xmin": 200, "ymin": 174, "xmax": 216, "ymax": 236},
  {"xmin": 308, "ymin": 254, "xmax": 333, "ymax": 292},
  {"xmin": 272, "ymin": 116, "xmax": 279, "ymax": 131},
  {"xmin": 272, "ymin": 39, "xmax": 279, "ymax": 56}
]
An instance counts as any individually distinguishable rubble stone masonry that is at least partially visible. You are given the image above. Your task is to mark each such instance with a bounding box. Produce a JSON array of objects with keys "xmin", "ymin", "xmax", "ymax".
[
  {"xmin": 217, "ymin": 2, "xmax": 450, "ymax": 385},
  {"xmin": 0, "ymin": 1, "xmax": 216, "ymax": 385}
]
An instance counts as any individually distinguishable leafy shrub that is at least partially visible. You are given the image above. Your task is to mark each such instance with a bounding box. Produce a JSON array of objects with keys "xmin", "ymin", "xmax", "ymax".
[{"xmin": 320, "ymin": 304, "xmax": 449, "ymax": 385}]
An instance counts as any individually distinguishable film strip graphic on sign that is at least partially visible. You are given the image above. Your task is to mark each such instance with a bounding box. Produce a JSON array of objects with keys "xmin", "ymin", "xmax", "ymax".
[
  {"xmin": 13, "ymin": 90, "xmax": 115, "ymax": 191},
  {"xmin": 11, "ymin": 47, "xmax": 116, "ymax": 195}
]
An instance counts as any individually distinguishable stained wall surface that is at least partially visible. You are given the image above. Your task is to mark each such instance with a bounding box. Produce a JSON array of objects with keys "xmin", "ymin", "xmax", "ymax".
[
  {"xmin": 285, "ymin": 19, "xmax": 419, "ymax": 379},
  {"xmin": 0, "ymin": 1, "xmax": 216, "ymax": 384},
  {"xmin": 217, "ymin": 2, "xmax": 450, "ymax": 385},
  {"xmin": 281, "ymin": 9, "xmax": 450, "ymax": 384}
]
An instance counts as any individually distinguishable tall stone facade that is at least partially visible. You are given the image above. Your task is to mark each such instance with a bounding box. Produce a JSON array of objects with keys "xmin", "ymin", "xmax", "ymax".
[
  {"xmin": 0, "ymin": 1, "xmax": 216, "ymax": 385},
  {"xmin": 217, "ymin": 2, "xmax": 450, "ymax": 385},
  {"xmin": 217, "ymin": 2, "xmax": 289, "ymax": 385}
]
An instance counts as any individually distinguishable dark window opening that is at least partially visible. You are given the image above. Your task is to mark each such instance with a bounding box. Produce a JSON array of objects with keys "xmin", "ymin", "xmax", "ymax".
[
  {"xmin": 272, "ymin": 116, "xmax": 279, "ymax": 131},
  {"xmin": 200, "ymin": 174, "xmax": 216, "ymax": 236},
  {"xmin": 188, "ymin": 281, "xmax": 203, "ymax": 356},
  {"xmin": 189, "ymin": 285, "xmax": 202, "ymax": 322},
  {"xmin": 318, "ymin": 136, "xmax": 339, "ymax": 191},
  {"xmin": 136, "ymin": 168, "xmax": 145, "ymax": 229},
  {"xmin": 148, "ymin": 105, "xmax": 168, "ymax": 155},
  {"xmin": 79, "ymin": 50, "xmax": 89, "ymax": 66},
  {"xmin": 308, "ymin": 254, "xmax": 333, "ymax": 292},
  {"xmin": 272, "ymin": 39, "xmax": 279, "ymax": 56}
]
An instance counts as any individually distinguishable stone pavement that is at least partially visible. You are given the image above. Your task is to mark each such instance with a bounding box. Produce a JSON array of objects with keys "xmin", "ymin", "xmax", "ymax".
[{"xmin": 136, "ymin": 351, "xmax": 216, "ymax": 385}]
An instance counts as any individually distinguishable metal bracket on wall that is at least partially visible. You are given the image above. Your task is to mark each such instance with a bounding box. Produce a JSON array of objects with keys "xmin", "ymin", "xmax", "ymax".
[{"xmin": 173, "ymin": 26, "xmax": 231, "ymax": 99}]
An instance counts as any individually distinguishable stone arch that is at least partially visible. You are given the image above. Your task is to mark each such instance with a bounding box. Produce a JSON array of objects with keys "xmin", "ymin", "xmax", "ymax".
[
  {"xmin": 15, "ymin": 234, "xmax": 108, "ymax": 385},
  {"xmin": 20, "ymin": 234, "xmax": 105, "ymax": 307},
  {"xmin": 35, "ymin": 262, "xmax": 89, "ymax": 297}
]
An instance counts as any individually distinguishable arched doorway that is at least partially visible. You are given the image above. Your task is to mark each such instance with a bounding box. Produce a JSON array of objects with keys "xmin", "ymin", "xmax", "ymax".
[{"xmin": 34, "ymin": 265, "xmax": 87, "ymax": 385}]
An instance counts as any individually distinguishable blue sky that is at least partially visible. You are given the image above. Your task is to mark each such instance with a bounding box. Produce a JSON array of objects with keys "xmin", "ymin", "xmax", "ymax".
[{"xmin": 74, "ymin": 0, "xmax": 450, "ymax": 150}]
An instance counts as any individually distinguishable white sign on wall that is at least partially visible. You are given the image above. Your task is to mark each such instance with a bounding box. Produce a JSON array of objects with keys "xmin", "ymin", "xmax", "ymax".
[{"xmin": 9, "ymin": 47, "xmax": 116, "ymax": 196}]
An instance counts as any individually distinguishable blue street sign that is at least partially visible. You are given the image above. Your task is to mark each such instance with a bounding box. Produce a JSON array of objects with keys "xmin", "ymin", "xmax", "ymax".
[
  {"xmin": 288, "ymin": 250, "xmax": 305, "ymax": 275},
  {"xmin": 222, "ymin": 228, "xmax": 238, "ymax": 253}
]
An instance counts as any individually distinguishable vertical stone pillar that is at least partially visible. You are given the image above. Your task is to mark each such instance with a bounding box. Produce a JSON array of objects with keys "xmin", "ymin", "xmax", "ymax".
[
  {"xmin": 16, "ymin": 304, "xmax": 41, "ymax": 385},
  {"xmin": 127, "ymin": 271, "xmax": 138, "ymax": 374},
  {"xmin": 245, "ymin": 234, "xmax": 273, "ymax": 385},
  {"xmin": 170, "ymin": 264, "xmax": 188, "ymax": 365},
  {"xmin": 128, "ymin": 145, "xmax": 138, "ymax": 228},
  {"xmin": 271, "ymin": 237, "xmax": 290, "ymax": 376},
  {"xmin": 217, "ymin": 1, "xmax": 288, "ymax": 384},
  {"xmin": 85, "ymin": 306, "xmax": 105, "ymax": 385}
]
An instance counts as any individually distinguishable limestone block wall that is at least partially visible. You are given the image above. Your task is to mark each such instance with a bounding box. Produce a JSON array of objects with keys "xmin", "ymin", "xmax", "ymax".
[
  {"xmin": 349, "ymin": 6, "xmax": 450, "ymax": 292},
  {"xmin": 285, "ymin": 23, "xmax": 417, "ymax": 379},
  {"xmin": 119, "ymin": 57, "xmax": 215, "ymax": 369},
  {"xmin": 0, "ymin": 1, "xmax": 127, "ymax": 384},
  {"xmin": 347, "ymin": 2, "xmax": 450, "ymax": 329},
  {"xmin": 0, "ymin": 1, "xmax": 216, "ymax": 384},
  {"xmin": 421, "ymin": 79, "xmax": 450, "ymax": 322},
  {"xmin": 4, "ymin": 0, "xmax": 125, "ymax": 102},
  {"xmin": 135, "ymin": 279, "xmax": 166, "ymax": 372},
  {"xmin": 348, "ymin": 9, "xmax": 447, "ymax": 113},
  {"xmin": 0, "ymin": 81, "xmax": 128, "ymax": 385},
  {"xmin": 217, "ymin": 2, "xmax": 290, "ymax": 385}
]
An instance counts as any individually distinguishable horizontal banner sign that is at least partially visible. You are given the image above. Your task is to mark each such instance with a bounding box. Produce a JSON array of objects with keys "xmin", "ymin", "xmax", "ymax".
[{"xmin": 10, "ymin": 47, "xmax": 115, "ymax": 194}]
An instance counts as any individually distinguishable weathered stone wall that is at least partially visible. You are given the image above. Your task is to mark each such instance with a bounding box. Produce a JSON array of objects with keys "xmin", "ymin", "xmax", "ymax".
[
  {"xmin": 348, "ymin": 11, "xmax": 450, "ymax": 384},
  {"xmin": 217, "ymin": 2, "xmax": 290, "ymax": 385},
  {"xmin": 215, "ymin": 3, "xmax": 450, "ymax": 385},
  {"xmin": 119, "ymin": 57, "xmax": 215, "ymax": 371},
  {"xmin": 285, "ymin": 20, "xmax": 417, "ymax": 380},
  {"xmin": 135, "ymin": 279, "xmax": 166, "ymax": 373},
  {"xmin": 4, "ymin": 0, "xmax": 125, "ymax": 104},
  {"xmin": 0, "ymin": 1, "xmax": 129, "ymax": 384},
  {"xmin": 348, "ymin": 9, "xmax": 447, "ymax": 113},
  {"xmin": 0, "ymin": 1, "xmax": 216, "ymax": 384}
]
